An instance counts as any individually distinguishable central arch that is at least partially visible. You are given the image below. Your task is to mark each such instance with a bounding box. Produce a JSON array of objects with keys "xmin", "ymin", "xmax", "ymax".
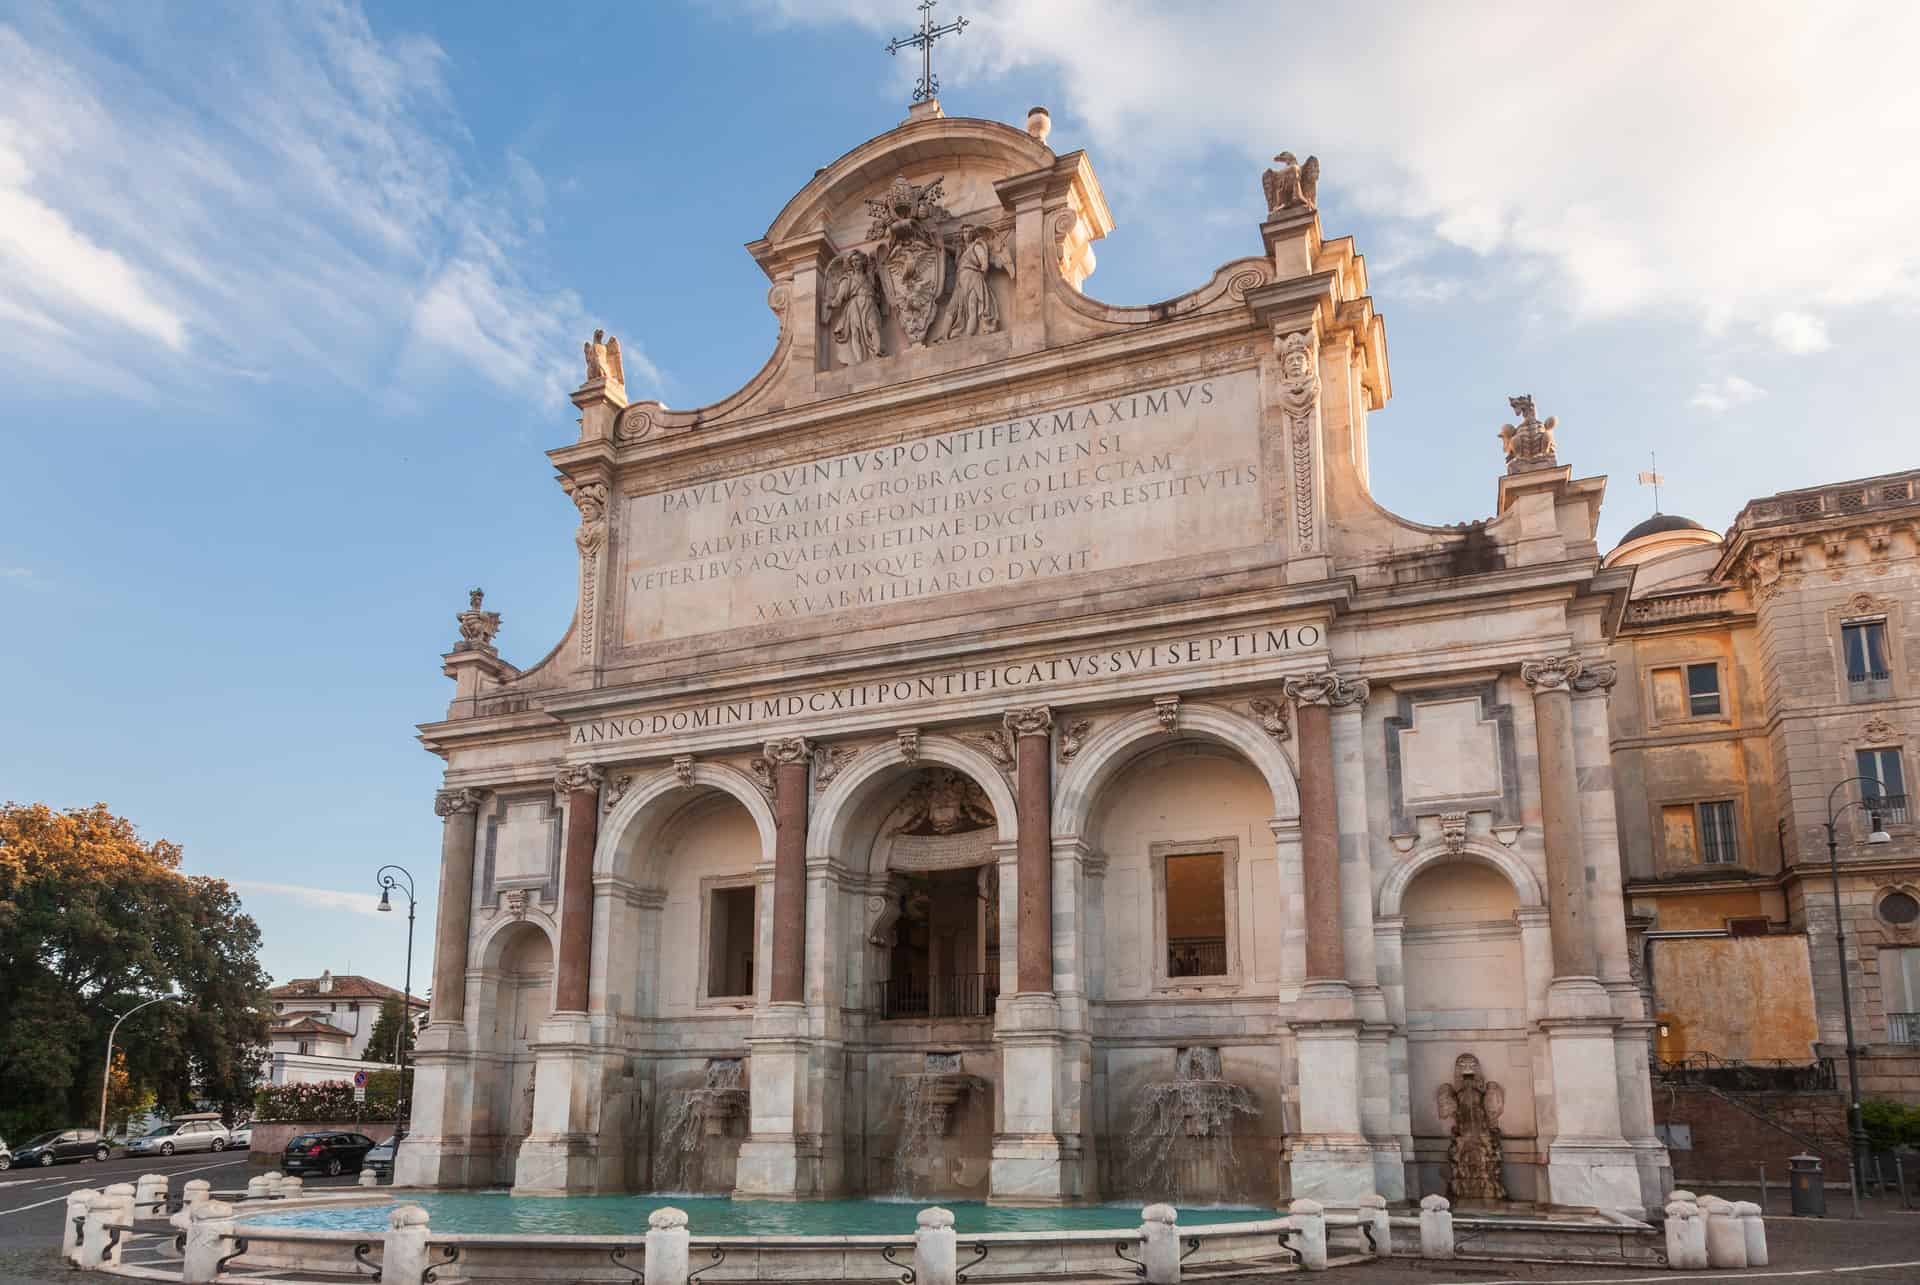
[{"xmin": 1053, "ymin": 702, "xmax": 1301, "ymax": 838}]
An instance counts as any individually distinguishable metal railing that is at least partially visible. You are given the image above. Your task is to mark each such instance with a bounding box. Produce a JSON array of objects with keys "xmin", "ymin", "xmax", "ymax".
[
  {"xmin": 874, "ymin": 972, "xmax": 999, "ymax": 1020},
  {"xmin": 1167, "ymin": 937, "xmax": 1228, "ymax": 977},
  {"xmin": 1888, "ymin": 1012, "xmax": 1920, "ymax": 1045},
  {"xmin": 1862, "ymin": 793, "xmax": 1910, "ymax": 825},
  {"xmin": 1654, "ymin": 1053, "xmax": 1837, "ymax": 1092},
  {"xmin": 1849, "ymin": 672, "xmax": 1894, "ymax": 702}
]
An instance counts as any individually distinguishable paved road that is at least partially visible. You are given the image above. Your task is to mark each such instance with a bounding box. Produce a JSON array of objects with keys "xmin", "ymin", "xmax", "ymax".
[{"xmin": 0, "ymin": 1149, "xmax": 362, "ymax": 1283}]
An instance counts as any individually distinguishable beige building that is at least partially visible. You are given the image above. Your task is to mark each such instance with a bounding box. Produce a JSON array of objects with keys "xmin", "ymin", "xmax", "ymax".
[
  {"xmin": 1605, "ymin": 472, "xmax": 1920, "ymax": 1100},
  {"xmin": 397, "ymin": 102, "xmax": 1667, "ymax": 1213}
]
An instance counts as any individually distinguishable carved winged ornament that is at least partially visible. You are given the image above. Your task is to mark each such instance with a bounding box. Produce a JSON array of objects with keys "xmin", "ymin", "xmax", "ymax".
[
  {"xmin": 865, "ymin": 174, "xmax": 952, "ymax": 346},
  {"xmin": 1262, "ymin": 151, "xmax": 1319, "ymax": 215}
]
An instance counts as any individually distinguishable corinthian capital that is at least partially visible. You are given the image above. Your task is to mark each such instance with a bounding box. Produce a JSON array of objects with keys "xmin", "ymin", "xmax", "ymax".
[
  {"xmin": 1520, "ymin": 655, "xmax": 1584, "ymax": 692},
  {"xmin": 1282, "ymin": 671, "xmax": 1369, "ymax": 708},
  {"xmin": 434, "ymin": 787, "xmax": 486, "ymax": 818},
  {"xmin": 762, "ymin": 736, "xmax": 812, "ymax": 765},
  {"xmin": 553, "ymin": 763, "xmax": 606, "ymax": 796},
  {"xmin": 1571, "ymin": 660, "xmax": 1619, "ymax": 694},
  {"xmin": 1004, "ymin": 705, "xmax": 1054, "ymax": 738}
]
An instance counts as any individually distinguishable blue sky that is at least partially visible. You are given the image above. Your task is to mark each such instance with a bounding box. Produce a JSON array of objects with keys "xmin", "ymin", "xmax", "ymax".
[{"xmin": 3, "ymin": 1, "xmax": 1916, "ymax": 995}]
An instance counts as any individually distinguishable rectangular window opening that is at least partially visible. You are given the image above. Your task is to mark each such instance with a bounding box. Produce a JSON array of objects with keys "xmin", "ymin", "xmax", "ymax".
[
  {"xmin": 1164, "ymin": 851, "xmax": 1228, "ymax": 977},
  {"xmin": 1882, "ymin": 947, "xmax": 1920, "ymax": 1045},
  {"xmin": 1844, "ymin": 621, "xmax": 1892, "ymax": 702},
  {"xmin": 1686, "ymin": 663, "xmax": 1722, "ymax": 717},
  {"xmin": 1856, "ymin": 748, "xmax": 1909, "ymax": 824},
  {"xmin": 707, "ymin": 886, "xmax": 757, "ymax": 998},
  {"xmin": 1697, "ymin": 800, "xmax": 1738, "ymax": 865}
]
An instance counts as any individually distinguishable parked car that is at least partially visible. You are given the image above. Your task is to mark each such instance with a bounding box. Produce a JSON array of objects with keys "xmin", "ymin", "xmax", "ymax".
[
  {"xmin": 225, "ymin": 1122, "xmax": 252, "ymax": 1150},
  {"xmin": 0, "ymin": 1137, "xmax": 12, "ymax": 1170},
  {"xmin": 282, "ymin": 1131, "xmax": 377, "ymax": 1178},
  {"xmin": 126, "ymin": 1113, "xmax": 230, "ymax": 1157},
  {"xmin": 10, "ymin": 1128, "xmax": 111, "ymax": 1166},
  {"xmin": 361, "ymin": 1137, "xmax": 395, "ymax": 1183}
]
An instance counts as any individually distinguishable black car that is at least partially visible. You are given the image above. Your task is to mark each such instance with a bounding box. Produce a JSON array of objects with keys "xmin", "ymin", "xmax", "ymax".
[
  {"xmin": 282, "ymin": 1131, "xmax": 377, "ymax": 1177},
  {"xmin": 11, "ymin": 1128, "xmax": 111, "ymax": 1167}
]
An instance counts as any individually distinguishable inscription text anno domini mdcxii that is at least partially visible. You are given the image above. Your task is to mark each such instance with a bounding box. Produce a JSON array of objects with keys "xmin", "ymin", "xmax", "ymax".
[{"xmin": 621, "ymin": 370, "xmax": 1263, "ymax": 643}]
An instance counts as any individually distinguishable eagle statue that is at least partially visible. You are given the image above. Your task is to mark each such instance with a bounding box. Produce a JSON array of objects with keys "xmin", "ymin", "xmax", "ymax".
[{"xmin": 1262, "ymin": 151, "xmax": 1320, "ymax": 215}]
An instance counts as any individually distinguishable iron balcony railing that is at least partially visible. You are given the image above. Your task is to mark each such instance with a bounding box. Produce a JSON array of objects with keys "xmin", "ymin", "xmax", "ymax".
[
  {"xmin": 1888, "ymin": 1013, "xmax": 1920, "ymax": 1045},
  {"xmin": 874, "ymin": 972, "xmax": 999, "ymax": 1020},
  {"xmin": 1167, "ymin": 936, "xmax": 1228, "ymax": 978},
  {"xmin": 1863, "ymin": 793, "xmax": 1910, "ymax": 825},
  {"xmin": 1654, "ymin": 1052, "xmax": 1837, "ymax": 1092},
  {"xmin": 1849, "ymin": 670, "xmax": 1893, "ymax": 702}
]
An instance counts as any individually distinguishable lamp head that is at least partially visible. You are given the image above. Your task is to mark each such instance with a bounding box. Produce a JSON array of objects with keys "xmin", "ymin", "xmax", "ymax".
[
  {"xmin": 1867, "ymin": 826, "xmax": 1892, "ymax": 845},
  {"xmin": 378, "ymin": 887, "xmax": 392, "ymax": 912}
]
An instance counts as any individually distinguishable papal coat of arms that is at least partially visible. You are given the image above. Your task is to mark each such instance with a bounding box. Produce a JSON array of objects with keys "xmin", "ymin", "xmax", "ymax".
[{"xmin": 865, "ymin": 174, "xmax": 952, "ymax": 346}]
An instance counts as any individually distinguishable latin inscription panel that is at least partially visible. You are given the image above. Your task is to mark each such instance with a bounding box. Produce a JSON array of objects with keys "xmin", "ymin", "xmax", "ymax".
[{"xmin": 621, "ymin": 370, "xmax": 1264, "ymax": 644}]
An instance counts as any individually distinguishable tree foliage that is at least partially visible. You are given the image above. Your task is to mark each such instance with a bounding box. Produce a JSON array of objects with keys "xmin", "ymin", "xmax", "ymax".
[
  {"xmin": 364, "ymin": 994, "xmax": 416, "ymax": 1066},
  {"xmin": 0, "ymin": 802, "xmax": 272, "ymax": 1140}
]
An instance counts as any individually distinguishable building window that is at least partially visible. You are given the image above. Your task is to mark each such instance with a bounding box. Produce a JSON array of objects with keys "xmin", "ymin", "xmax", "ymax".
[
  {"xmin": 1879, "ymin": 947, "xmax": 1920, "ymax": 1045},
  {"xmin": 1843, "ymin": 620, "xmax": 1892, "ymax": 702},
  {"xmin": 1697, "ymin": 801, "xmax": 1738, "ymax": 864},
  {"xmin": 1856, "ymin": 747, "xmax": 1909, "ymax": 824},
  {"xmin": 1879, "ymin": 890, "xmax": 1920, "ymax": 927},
  {"xmin": 1664, "ymin": 800, "xmax": 1738, "ymax": 865},
  {"xmin": 298, "ymin": 1040, "xmax": 312, "ymax": 1055},
  {"xmin": 705, "ymin": 886, "xmax": 757, "ymax": 999},
  {"xmin": 1151, "ymin": 837, "xmax": 1241, "ymax": 988},
  {"xmin": 1651, "ymin": 663, "xmax": 1723, "ymax": 721}
]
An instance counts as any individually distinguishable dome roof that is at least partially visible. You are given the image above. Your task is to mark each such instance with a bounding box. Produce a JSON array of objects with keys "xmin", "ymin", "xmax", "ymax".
[{"xmin": 1615, "ymin": 512, "xmax": 1709, "ymax": 548}]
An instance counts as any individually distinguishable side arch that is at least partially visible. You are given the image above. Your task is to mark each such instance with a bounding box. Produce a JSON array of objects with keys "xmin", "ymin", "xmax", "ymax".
[
  {"xmin": 1376, "ymin": 838, "xmax": 1545, "ymax": 918},
  {"xmin": 1053, "ymin": 703, "xmax": 1300, "ymax": 837},
  {"xmin": 595, "ymin": 761, "xmax": 779, "ymax": 879},
  {"xmin": 474, "ymin": 907, "xmax": 559, "ymax": 972},
  {"xmin": 808, "ymin": 734, "xmax": 1019, "ymax": 861}
]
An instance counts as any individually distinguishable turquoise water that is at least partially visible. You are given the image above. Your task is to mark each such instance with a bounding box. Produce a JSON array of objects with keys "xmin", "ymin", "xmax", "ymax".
[{"xmin": 247, "ymin": 1194, "xmax": 1277, "ymax": 1236}]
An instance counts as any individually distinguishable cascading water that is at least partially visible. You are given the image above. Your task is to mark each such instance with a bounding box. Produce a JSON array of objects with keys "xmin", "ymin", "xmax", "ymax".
[
  {"xmin": 1125, "ymin": 1047, "xmax": 1260, "ymax": 1202},
  {"xmin": 654, "ymin": 1058, "xmax": 748, "ymax": 1193},
  {"xmin": 892, "ymin": 1051, "xmax": 981, "ymax": 1196}
]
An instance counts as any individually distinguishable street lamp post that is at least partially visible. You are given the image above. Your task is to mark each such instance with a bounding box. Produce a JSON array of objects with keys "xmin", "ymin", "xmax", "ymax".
[
  {"xmin": 1823, "ymin": 776, "xmax": 1895, "ymax": 1213},
  {"xmin": 100, "ymin": 992, "xmax": 181, "ymax": 1137},
  {"xmin": 376, "ymin": 865, "xmax": 418, "ymax": 1136}
]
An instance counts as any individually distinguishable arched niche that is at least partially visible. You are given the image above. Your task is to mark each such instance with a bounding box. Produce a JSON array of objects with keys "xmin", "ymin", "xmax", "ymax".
[
  {"xmin": 596, "ymin": 761, "xmax": 778, "ymax": 880},
  {"xmin": 471, "ymin": 918, "xmax": 554, "ymax": 1185},
  {"xmin": 1053, "ymin": 704, "xmax": 1300, "ymax": 838},
  {"xmin": 809, "ymin": 734, "xmax": 1017, "ymax": 868},
  {"xmin": 1376, "ymin": 839, "xmax": 1545, "ymax": 919}
]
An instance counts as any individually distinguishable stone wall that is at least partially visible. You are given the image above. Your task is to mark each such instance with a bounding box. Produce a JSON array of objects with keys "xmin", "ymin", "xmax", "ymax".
[{"xmin": 1652, "ymin": 1086, "xmax": 1846, "ymax": 1184}]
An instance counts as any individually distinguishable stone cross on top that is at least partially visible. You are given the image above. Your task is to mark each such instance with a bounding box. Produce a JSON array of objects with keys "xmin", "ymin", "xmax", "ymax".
[{"xmin": 886, "ymin": 0, "xmax": 967, "ymax": 104}]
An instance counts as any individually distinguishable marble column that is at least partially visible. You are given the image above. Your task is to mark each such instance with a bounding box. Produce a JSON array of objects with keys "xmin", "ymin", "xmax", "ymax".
[
  {"xmin": 1281, "ymin": 672, "xmax": 1376, "ymax": 1204},
  {"xmin": 553, "ymin": 764, "xmax": 604, "ymax": 1014},
  {"xmin": 1521, "ymin": 656, "xmax": 1640, "ymax": 1213},
  {"xmin": 992, "ymin": 705, "xmax": 1078, "ymax": 1204},
  {"xmin": 394, "ymin": 786, "xmax": 486, "ymax": 1189},
  {"xmin": 766, "ymin": 737, "xmax": 812, "ymax": 1005},
  {"xmin": 736, "ymin": 737, "xmax": 820, "ymax": 1199},
  {"xmin": 513, "ymin": 764, "xmax": 605, "ymax": 1195}
]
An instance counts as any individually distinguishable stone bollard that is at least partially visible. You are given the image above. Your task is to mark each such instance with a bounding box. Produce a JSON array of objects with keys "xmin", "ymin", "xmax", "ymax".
[
  {"xmin": 1356, "ymin": 1194, "xmax": 1392, "ymax": 1257},
  {"xmin": 1138, "ymin": 1204, "xmax": 1180, "ymax": 1285},
  {"xmin": 183, "ymin": 1200, "xmax": 238, "ymax": 1283},
  {"xmin": 1734, "ymin": 1200, "xmax": 1767, "ymax": 1267},
  {"xmin": 1663, "ymin": 1199, "xmax": 1707, "ymax": 1270},
  {"xmin": 280, "ymin": 1175, "xmax": 305, "ymax": 1200},
  {"xmin": 1418, "ymin": 1195, "xmax": 1454, "ymax": 1260},
  {"xmin": 181, "ymin": 1179, "xmax": 212, "ymax": 1211},
  {"xmin": 1289, "ymin": 1198, "xmax": 1328, "ymax": 1271},
  {"xmin": 264, "ymin": 1169, "xmax": 284, "ymax": 1195},
  {"xmin": 246, "ymin": 1174, "xmax": 273, "ymax": 1201},
  {"xmin": 63, "ymin": 1188, "xmax": 99, "ymax": 1266},
  {"xmin": 136, "ymin": 1172, "xmax": 169, "ymax": 1216},
  {"xmin": 1669, "ymin": 1189, "xmax": 1696, "ymax": 1203},
  {"xmin": 384, "ymin": 1204, "xmax": 432, "ymax": 1284},
  {"xmin": 359, "ymin": 1164, "xmax": 380, "ymax": 1187},
  {"xmin": 915, "ymin": 1206, "xmax": 961, "ymax": 1285},
  {"xmin": 1700, "ymin": 1196, "xmax": 1747, "ymax": 1269},
  {"xmin": 81, "ymin": 1184, "xmax": 137, "ymax": 1268},
  {"xmin": 644, "ymin": 1206, "xmax": 691, "ymax": 1285}
]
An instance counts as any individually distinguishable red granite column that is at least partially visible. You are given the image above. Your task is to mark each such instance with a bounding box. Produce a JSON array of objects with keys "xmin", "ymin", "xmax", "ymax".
[
  {"xmin": 429, "ymin": 787, "xmax": 486, "ymax": 1025},
  {"xmin": 1006, "ymin": 706, "xmax": 1054, "ymax": 995},
  {"xmin": 552, "ymin": 765, "xmax": 603, "ymax": 1013},
  {"xmin": 1522, "ymin": 656, "xmax": 1597, "ymax": 979},
  {"xmin": 765, "ymin": 738, "xmax": 812, "ymax": 1005},
  {"xmin": 1283, "ymin": 673, "xmax": 1368, "ymax": 982}
]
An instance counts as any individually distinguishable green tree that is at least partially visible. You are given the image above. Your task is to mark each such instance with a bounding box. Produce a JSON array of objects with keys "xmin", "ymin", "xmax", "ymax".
[
  {"xmin": 0, "ymin": 802, "xmax": 272, "ymax": 1140},
  {"xmin": 364, "ymin": 995, "xmax": 416, "ymax": 1065}
]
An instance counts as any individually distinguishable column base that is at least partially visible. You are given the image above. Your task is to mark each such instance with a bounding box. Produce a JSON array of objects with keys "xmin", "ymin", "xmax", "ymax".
[
  {"xmin": 735, "ymin": 1003, "xmax": 824, "ymax": 1199},
  {"xmin": 1286, "ymin": 1136, "xmax": 1379, "ymax": 1205},
  {"xmin": 395, "ymin": 1025, "xmax": 475, "ymax": 1189},
  {"xmin": 733, "ymin": 1135, "xmax": 825, "ymax": 1201},
  {"xmin": 1544, "ymin": 1139, "xmax": 1646, "ymax": 1216},
  {"xmin": 510, "ymin": 1134, "xmax": 601, "ymax": 1196},
  {"xmin": 989, "ymin": 1133, "xmax": 1082, "ymax": 1205},
  {"xmin": 989, "ymin": 992, "xmax": 1087, "ymax": 1204},
  {"xmin": 510, "ymin": 1013, "xmax": 603, "ymax": 1195}
]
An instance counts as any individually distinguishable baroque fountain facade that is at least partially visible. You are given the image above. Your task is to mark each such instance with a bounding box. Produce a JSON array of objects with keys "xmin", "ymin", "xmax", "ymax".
[{"xmin": 397, "ymin": 99, "xmax": 1669, "ymax": 1216}]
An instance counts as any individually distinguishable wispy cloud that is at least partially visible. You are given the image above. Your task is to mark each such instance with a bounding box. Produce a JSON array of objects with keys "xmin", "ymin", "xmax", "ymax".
[
  {"xmin": 0, "ymin": 2, "xmax": 642, "ymax": 405},
  {"xmin": 1689, "ymin": 374, "xmax": 1768, "ymax": 415},
  {"xmin": 753, "ymin": 1, "xmax": 1920, "ymax": 350},
  {"xmin": 230, "ymin": 879, "xmax": 386, "ymax": 919}
]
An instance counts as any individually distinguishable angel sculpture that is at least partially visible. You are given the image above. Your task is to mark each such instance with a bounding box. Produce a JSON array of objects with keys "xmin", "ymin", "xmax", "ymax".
[
  {"xmin": 1497, "ymin": 394, "xmax": 1558, "ymax": 469},
  {"xmin": 1262, "ymin": 151, "xmax": 1320, "ymax": 215},
  {"xmin": 582, "ymin": 328, "xmax": 625, "ymax": 385},
  {"xmin": 824, "ymin": 250, "xmax": 887, "ymax": 365},
  {"xmin": 943, "ymin": 224, "xmax": 1013, "ymax": 339},
  {"xmin": 1435, "ymin": 1053, "xmax": 1508, "ymax": 1202}
]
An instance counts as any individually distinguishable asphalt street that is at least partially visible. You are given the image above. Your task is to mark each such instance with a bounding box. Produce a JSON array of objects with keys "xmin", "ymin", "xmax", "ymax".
[
  {"xmin": 0, "ymin": 1148, "xmax": 361, "ymax": 1283},
  {"xmin": 1, "ymin": 1157, "xmax": 1913, "ymax": 1284}
]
